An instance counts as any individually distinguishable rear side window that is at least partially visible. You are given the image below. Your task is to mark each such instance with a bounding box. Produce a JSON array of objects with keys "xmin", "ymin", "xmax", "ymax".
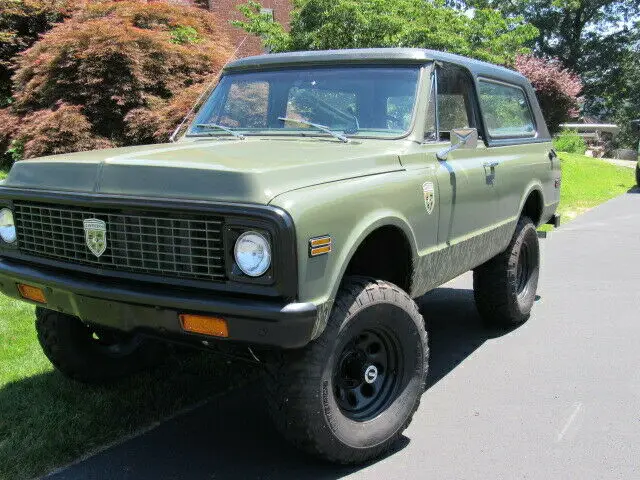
[{"xmin": 478, "ymin": 80, "xmax": 535, "ymax": 138}]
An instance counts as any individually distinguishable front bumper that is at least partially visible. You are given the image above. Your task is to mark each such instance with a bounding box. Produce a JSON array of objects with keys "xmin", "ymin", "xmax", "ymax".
[{"xmin": 0, "ymin": 258, "xmax": 317, "ymax": 349}]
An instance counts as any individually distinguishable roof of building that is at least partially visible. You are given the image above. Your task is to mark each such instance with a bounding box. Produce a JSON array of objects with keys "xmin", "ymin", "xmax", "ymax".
[{"xmin": 224, "ymin": 48, "xmax": 528, "ymax": 85}]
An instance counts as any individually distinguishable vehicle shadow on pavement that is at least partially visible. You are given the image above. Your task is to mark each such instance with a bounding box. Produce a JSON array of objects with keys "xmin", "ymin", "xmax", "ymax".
[
  {"xmin": 418, "ymin": 287, "xmax": 514, "ymax": 389},
  {"xmin": 48, "ymin": 286, "xmax": 513, "ymax": 480}
]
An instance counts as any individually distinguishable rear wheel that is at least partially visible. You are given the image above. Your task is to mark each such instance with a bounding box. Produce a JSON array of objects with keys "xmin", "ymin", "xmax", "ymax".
[
  {"xmin": 473, "ymin": 216, "xmax": 540, "ymax": 328},
  {"xmin": 635, "ymin": 164, "xmax": 639, "ymax": 187},
  {"xmin": 263, "ymin": 277, "xmax": 428, "ymax": 464},
  {"xmin": 36, "ymin": 307, "xmax": 165, "ymax": 383}
]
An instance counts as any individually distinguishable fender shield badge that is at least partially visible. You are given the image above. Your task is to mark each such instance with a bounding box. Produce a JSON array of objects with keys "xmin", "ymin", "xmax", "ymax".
[{"xmin": 423, "ymin": 182, "xmax": 435, "ymax": 215}]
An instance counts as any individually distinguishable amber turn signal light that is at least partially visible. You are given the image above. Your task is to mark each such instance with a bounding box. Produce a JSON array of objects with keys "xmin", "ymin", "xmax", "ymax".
[
  {"xmin": 17, "ymin": 283, "xmax": 46, "ymax": 303},
  {"xmin": 309, "ymin": 235, "xmax": 332, "ymax": 257},
  {"xmin": 179, "ymin": 314, "xmax": 229, "ymax": 338}
]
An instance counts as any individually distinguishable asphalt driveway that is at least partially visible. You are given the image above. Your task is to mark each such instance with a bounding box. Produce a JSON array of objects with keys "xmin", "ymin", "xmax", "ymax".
[{"xmin": 49, "ymin": 189, "xmax": 640, "ymax": 480}]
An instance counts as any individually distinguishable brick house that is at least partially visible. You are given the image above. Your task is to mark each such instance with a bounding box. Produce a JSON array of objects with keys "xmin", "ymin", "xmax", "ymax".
[{"xmin": 208, "ymin": 1, "xmax": 292, "ymax": 57}]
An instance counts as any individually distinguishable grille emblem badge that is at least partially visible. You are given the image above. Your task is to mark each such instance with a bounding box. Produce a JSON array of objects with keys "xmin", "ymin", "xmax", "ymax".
[{"xmin": 83, "ymin": 218, "xmax": 107, "ymax": 258}]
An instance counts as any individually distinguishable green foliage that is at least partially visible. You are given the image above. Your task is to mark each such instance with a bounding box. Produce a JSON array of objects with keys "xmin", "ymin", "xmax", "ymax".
[
  {"xmin": 469, "ymin": 0, "xmax": 640, "ymax": 147},
  {"xmin": 6, "ymin": 138, "xmax": 23, "ymax": 163},
  {"xmin": 553, "ymin": 129, "xmax": 586, "ymax": 154},
  {"xmin": 609, "ymin": 45, "xmax": 640, "ymax": 149},
  {"xmin": 470, "ymin": 0, "xmax": 638, "ymax": 70},
  {"xmin": 170, "ymin": 25, "xmax": 201, "ymax": 45},
  {"xmin": 0, "ymin": 2, "xmax": 234, "ymax": 161},
  {"xmin": 235, "ymin": 0, "xmax": 538, "ymax": 65}
]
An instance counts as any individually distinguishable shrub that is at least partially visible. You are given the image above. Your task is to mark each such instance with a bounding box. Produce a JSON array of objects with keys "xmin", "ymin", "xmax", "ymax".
[
  {"xmin": 0, "ymin": 0, "xmax": 81, "ymax": 105},
  {"xmin": 553, "ymin": 129, "xmax": 587, "ymax": 154},
  {"xmin": 0, "ymin": 107, "xmax": 20, "ymax": 165},
  {"xmin": 123, "ymin": 83, "xmax": 206, "ymax": 144},
  {"xmin": 1, "ymin": 1, "xmax": 233, "ymax": 161},
  {"xmin": 515, "ymin": 55, "xmax": 582, "ymax": 135},
  {"xmin": 13, "ymin": 103, "xmax": 113, "ymax": 159}
]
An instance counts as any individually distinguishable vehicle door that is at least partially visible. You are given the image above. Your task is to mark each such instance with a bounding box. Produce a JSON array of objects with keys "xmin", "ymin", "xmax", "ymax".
[
  {"xmin": 475, "ymin": 79, "xmax": 551, "ymax": 223},
  {"xmin": 425, "ymin": 63, "xmax": 501, "ymax": 246}
]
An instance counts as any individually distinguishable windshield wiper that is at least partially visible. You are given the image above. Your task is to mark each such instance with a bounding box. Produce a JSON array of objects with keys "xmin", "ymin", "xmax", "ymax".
[
  {"xmin": 196, "ymin": 123, "xmax": 245, "ymax": 140},
  {"xmin": 277, "ymin": 117, "xmax": 349, "ymax": 143}
]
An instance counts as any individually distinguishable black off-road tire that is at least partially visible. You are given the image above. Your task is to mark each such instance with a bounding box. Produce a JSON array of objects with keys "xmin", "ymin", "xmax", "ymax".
[
  {"xmin": 35, "ymin": 307, "xmax": 166, "ymax": 383},
  {"xmin": 473, "ymin": 216, "xmax": 540, "ymax": 328},
  {"xmin": 263, "ymin": 276, "xmax": 428, "ymax": 465},
  {"xmin": 635, "ymin": 164, "xmax": 639, "ymax": 187}
]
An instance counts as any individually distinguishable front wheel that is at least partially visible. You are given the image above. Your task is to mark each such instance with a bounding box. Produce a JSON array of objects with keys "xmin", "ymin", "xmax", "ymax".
[
  {"xmin": 263, "ymin": 277, "xmax": 428, "ymax": 464},
  {"xmin": 36, "ymin": 307, "xmax": 165, "ymax": 383},
  {"xmin": 473, "ymin": 216, "xmax": 540, "ymax": 328}
]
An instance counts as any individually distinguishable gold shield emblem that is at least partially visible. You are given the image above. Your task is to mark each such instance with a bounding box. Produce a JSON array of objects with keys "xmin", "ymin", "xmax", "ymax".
[
  {"xmin": 422, "ymin": 182, "xmax": 435, "ymax": 215},
  {"xmin": 83, "ymin": 218, "xmax": 107, "ymax": 258}
]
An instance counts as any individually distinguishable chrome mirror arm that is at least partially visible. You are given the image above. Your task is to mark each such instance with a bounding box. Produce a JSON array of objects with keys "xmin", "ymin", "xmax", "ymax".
[{"xmin": 436, "ymin": 142, "xmax": 463, "ymax": 161}]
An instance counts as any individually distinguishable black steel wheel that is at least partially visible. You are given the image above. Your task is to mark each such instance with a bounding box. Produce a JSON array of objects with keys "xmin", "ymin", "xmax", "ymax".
[
  {"xmin": 36, "ymin": 307, "xmax": 166, "ymax": 383},
  {"xmin": 474, "ymin": 216, "xmax": 540, "ymax": 328},
  {"xmin": 263, "ymin": 277, "xmax": 428, "ymax": 465},
  {"xmin": 333, "ymin": 328, "xmax": 401, "ymax": 421}
]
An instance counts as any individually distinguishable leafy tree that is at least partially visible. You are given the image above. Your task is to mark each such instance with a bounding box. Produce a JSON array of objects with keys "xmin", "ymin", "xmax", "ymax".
[
  {"xmin": 235, "ymin": 1, "xmax": 589, "ymax": 134},
  {"xmin": 235, "ymin": 0, "xmax": 538, "ymax": 66},
  {"xmin": 514, "ymin": 54, "xmax": 582, "ymax": 134},
  {"xmin": 469, "ymin": 0, "xmax": 638, "ymax": 71},
  {"xmin": 0, "ymin": 1, "xmax": 234, "ymax": 161},
  {"xmin": 0, "ymin": 0, "xmax": 80, "ymax": 106},
  {"xmin": 468, "ymin": 0, "xmax": 639, "ymax": 146},
  {"xmin": 609, "ymin": 44, "xmax": 640, "ymax": 148}
]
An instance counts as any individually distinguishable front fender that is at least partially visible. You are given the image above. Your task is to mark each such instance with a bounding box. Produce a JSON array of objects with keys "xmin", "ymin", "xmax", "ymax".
[
  {"xmin": 270, "ymin": 170, "xmax": 435, "ymax": 337},
  {"xmin": 327, "ymin": 209, "xmax": 418, "ymax": 302}
]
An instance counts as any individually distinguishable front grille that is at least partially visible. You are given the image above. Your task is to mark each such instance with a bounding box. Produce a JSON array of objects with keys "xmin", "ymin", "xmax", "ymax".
[{"xmin": 13, "ymin": 201, "xmax": 226, "ymax": 282}]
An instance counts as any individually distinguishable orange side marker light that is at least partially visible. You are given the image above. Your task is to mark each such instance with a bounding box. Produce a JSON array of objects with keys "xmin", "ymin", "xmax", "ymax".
[
  {"xmin": 17, "ymin": 283, "xmax": 46, "ymax": 303},
  {"xmin": 179, "ymin": 314, "xmax": 229, "ymax": 338}
]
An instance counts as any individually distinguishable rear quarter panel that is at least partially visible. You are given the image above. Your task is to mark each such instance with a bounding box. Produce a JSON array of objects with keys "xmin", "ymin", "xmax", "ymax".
[{"xmin": 494, "ymin": 141, "xmax": 559, "ymax": 224}]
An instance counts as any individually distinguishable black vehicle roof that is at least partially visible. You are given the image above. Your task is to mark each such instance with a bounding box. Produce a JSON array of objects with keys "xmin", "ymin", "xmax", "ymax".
[{"xmin": 224, "ymin": 48, "xmax": 528, "ymax": 86}]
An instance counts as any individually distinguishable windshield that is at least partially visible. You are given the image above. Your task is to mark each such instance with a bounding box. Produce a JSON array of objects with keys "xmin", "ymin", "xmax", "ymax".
[{"xmin": 188, "ymin": 66, "xmax": 421, "ymax": 139}]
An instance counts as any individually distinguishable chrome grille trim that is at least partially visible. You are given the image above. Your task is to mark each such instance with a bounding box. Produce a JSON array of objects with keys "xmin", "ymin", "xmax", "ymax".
[{"xmin": 13, "ymin": 202, "xmax": 226, "ymax": 282}]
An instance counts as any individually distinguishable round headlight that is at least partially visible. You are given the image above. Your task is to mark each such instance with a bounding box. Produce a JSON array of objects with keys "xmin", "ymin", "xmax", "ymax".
[
  {"xmin": 234, "ymin": 231, "xmax": 271, "ymax": 277},
  {"xmin": 0, "ymin": 208, "xmax": 16, "ymax": 244}
]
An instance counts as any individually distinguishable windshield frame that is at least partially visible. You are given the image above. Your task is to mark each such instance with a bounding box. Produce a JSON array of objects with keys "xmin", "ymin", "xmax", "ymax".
[{"xmin": 185, "ymin": 64, "xmax": 425, "ymax": 141}]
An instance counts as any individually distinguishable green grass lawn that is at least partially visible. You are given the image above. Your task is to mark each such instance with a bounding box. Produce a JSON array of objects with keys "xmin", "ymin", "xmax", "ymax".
[
  {"xmin": 0, "ymin": 294, "xmax": 255, "ymax": 480},
  {"xmin": 539, "ymin": 152, "xmax": 636, "ymax": 230},
  {"xmin": 0, "ymin": 153, "xmax": 635, "ymax": 479}
]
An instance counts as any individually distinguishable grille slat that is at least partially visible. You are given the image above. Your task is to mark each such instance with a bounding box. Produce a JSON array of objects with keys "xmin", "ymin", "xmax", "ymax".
[{"xmin": 14, "ymin": 202, "xmax": 226, "ymax": 282}]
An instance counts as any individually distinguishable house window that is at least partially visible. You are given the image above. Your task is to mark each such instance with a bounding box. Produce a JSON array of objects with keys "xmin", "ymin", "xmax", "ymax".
[{"xmin": 260, "ymin": 8, "xmax": 274, "ymax": 20}]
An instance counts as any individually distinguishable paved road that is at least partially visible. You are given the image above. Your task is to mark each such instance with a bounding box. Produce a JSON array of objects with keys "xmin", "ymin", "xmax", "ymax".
[{"xmin": 49, "ymin": 189, "xmax": 640, "ymax": 480}]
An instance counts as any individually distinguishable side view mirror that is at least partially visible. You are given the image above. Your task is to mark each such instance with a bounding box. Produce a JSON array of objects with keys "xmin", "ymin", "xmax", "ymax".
[{"xmin": 436, "ymin": 128, "xmax": 478, "ymax": 161}]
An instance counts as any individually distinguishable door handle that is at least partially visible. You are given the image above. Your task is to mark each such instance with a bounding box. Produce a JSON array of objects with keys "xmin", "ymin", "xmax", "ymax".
[{"xmin": 483, "ymin": 161, "xmax": 500, "ymax": 168}]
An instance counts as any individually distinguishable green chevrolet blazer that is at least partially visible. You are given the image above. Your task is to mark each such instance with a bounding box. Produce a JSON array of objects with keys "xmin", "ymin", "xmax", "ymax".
[{"xmin": 0, "ymin": 48, "xmax": 560, "ymax": 464}]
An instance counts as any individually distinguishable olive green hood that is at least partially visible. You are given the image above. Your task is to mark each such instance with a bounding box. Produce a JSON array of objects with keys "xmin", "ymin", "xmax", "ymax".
[{"xmin": 4, "ymin": 138, "xmax": 405, "ymax": 204}]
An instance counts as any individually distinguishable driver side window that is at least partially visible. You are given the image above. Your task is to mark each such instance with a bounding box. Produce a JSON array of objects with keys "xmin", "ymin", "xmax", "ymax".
[{"xmin": 425, "ymin": 64, "xmax": 476, "ymax": 141}]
